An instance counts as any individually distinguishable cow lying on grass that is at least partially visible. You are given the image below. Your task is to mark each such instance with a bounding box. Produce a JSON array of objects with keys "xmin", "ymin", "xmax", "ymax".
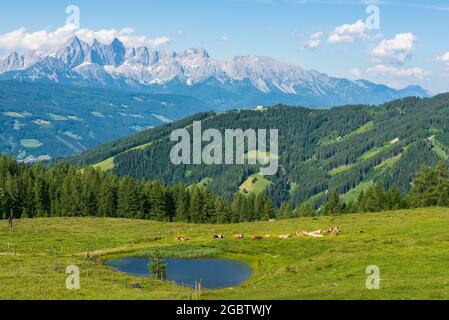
[
  {"xmin": 296, "ymin": 226, "xmax": 342, "ymax": 238},
  {"xmin": 328, "ymin": 226, "xmax": 341, "ymax": 236},
  {"xmin": 296, "ymin": 230, "xmax": 324, "ymax": 238},
  {"xmin": 177, "ymin": 226, "xmax": 341, "ymax": 242}
]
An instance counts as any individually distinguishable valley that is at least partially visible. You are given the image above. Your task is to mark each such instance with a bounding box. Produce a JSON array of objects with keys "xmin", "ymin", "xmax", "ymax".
[{"xmin": 0, "ymin": 81, "xmax": 207, "ymax": 160}]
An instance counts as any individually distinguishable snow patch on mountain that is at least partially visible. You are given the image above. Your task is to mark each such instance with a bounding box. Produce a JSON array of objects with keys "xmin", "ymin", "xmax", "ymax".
[{"xmin": 0, "ymin": 37, "xmax": 429, "ymax": 108}]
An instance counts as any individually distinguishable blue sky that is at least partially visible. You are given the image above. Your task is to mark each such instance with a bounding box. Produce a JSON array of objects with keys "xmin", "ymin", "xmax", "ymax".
[{"xmin": 0, "ymin": 0, "xmax": 448, "ymax": 94}]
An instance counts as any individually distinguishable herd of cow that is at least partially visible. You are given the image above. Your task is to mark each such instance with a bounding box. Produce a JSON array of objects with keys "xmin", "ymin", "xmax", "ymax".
[{"xmin": 175, "ymin": 226, "xmax": 341, "ymax": 242}]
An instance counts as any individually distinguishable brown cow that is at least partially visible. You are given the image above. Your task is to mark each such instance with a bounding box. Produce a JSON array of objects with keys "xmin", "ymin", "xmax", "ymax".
[
  {"xmin": 176, "ymin": 236, "xmax": 188, "ymax": 242},
  {"xmin": 328, "ymin": 226, "xmax": 341, "ymax": 236},
  {"xmin": 251, "ymin": 235, "xmax": 263, "ymax": 241},
  {"xmin": 234, "ymin": 234, "xmax": 244, "ymax": 239}
]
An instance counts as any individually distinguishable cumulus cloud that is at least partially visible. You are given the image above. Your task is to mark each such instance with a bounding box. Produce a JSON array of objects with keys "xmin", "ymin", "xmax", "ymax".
[
  {"xmin": 0, "ymin": 24, "xmax": 171, "ymax": 52},
  {"xmin": 327, "ymin": 20, "xmax": 368, "ymax": 43},
  {"xmin": 437, "ymin": 52, "xmax": 449, "ymax": 69},
  {"xmin": 301, "ymin": 32, "xmax": 323, "ymax": 50},
  {"xmin": 370, "ymin": 33, "xmax": 416, "ymax": 65},
  {"xmin": 366, "ymin": 64, "xmax": 429, "ymax": 79}
]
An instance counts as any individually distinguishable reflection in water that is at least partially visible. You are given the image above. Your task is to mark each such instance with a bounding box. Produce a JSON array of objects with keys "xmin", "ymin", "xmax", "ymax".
[{"xmin": 106, "ymin": 257, "xmax": 252, "ymax": 289}]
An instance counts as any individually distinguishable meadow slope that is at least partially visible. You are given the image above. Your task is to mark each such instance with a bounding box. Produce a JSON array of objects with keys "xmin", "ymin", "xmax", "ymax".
[{"xmin": 1, "ymin": 208, "xmax": 449, "ymax": 300}]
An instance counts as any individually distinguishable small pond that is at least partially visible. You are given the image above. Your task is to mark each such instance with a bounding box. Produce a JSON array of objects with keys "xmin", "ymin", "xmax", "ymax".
[{"xmin": 106, "ymin": 257, "xmax": 252, "ymax": 289}]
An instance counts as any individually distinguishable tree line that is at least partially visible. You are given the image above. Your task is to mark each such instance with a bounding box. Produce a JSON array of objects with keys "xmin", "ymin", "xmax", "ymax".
[
  {"xmin": 1, "ymin": 155, "xmax": 448, "ymax": 223},
  {"xmin": 0, "ymin": 156, "xmax": 274, "ymax": 223}
]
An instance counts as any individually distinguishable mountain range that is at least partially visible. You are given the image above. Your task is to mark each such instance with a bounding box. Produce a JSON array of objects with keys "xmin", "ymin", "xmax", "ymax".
[{"xmin": 0, "ymin": 36, "xmax": 429, "ymax": 109}]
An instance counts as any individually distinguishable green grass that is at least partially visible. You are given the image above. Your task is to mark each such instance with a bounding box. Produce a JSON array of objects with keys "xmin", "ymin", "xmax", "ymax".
[
  {"xmin": 289, "ymin": 182, "xmax": 298, "ymax": 195},
  {"xmin": 341, "ymin": 180, "xmax": 374, "ymax": 204},
  {"xmin": 187, "ymin": 178, "xmax": 214, "ymax": 190},
  {"xmin": 344, "ymin": 121, "xmax": 375, "ymax": 140},
  {"xmin": 359, "ymin": 144, "xmax": 392, "ymax": 161},
  {"xmin": 91, "ymin": 142, "xmax": 154, "ymax": 171},
  {"xmin": 304, "ymin": 191, "xmax": 326, "ymax": 207},
  {"xmin": 432, "ymin": 143, "xmax": 448, "ymax": 161},
  {"xmin": 2, "ymin": 208, "xmax": 449, "ymax": 300},
  {"xmin": 375, "ymin": 154, "xmax": 402, "ymax": 171},
  {"xmin": 92, "ymin": 157, "xmax": 116, "ymax": 171},
  {"xmin": 329, "ymin": 164, "xmax": 353, "ymax": 176},
  {"xmin": 20, "ymin": 139, "xmax": 43, "ymax": 149},
  {"xmin": 239, "ymin": 173, "xmax": 272, "ymax": 194},
  {"xmin": 320, "ymin": 121, "xmax": 374, "ymax": 146}
]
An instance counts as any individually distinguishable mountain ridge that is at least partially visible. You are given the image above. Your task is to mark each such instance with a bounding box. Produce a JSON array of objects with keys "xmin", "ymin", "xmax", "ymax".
[{"xmin": 0, "ymin": 36, "xmax": 429, "ymax": 109}]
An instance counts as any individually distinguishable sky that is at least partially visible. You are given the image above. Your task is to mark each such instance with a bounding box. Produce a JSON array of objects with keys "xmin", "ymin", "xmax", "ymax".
[{"xmin": 0, "ymin": 0, "xmax": 448, "ymax": 94}]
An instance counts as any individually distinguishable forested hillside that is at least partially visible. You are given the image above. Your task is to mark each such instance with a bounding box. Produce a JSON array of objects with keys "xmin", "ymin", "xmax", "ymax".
[{"xmin": 67, "ymin": 93, "xmax": 449, "ymax": 208}]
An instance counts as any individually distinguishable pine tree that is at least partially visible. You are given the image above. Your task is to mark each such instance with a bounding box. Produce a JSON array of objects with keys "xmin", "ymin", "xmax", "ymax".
[
  {"xmin": 261, "ymin": 194, "xmax": 275, "ymax": 220},
  {"xmin": 97, "ymin": 174, "xmax": 118, "ymax": 217},
  {"xmin": 174, "ymin": 185, "xmax": 190, "ymax": 222},
  {"xmin": 297, "ymin": 202, "xmax": 316, "ymax": 217},
  {"xmin": 277, "ymin": 202, "xmax": 293, "ymax": 219},
  {"xmin": 34, "ymin": 175, "xmax": 49, "ymax": 217},
  {"xmin": 149, "ymin": 182, "xmax": 167, "ymax": 221},
  {"xmin": 323, "ymin": 190, "xmax": 343, "ymax": 215},
  {"xmin": 189, "ymin": 186, "xmax": 204, "ymax": 223},
  {"xmin": 117, "ymin": 177, "xmax": 141, "ymax": 218}
]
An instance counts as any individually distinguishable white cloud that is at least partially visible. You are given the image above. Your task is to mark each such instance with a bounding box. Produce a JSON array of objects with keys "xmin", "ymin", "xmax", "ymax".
[
  {"xmin": 221, "ymin": 35, "xmax": 230, "ymax": 42},
  {"xmin": 301, "ymin": 32, "xmax": 323, "ymax": 50},
  {"xmin": 349, "ymin": 68, "xmax": 361, "ymax": 78},
  {"xmin": 370, "ymin": 33, "xmax": 416, "ymax": 64},
  {"xmin": 0, "ymin": 24, "xmax": 171, "ymax": 52},
  {"xmin": 366, "ymin": 64, "xmax": 429, "ymax": 79},
  {"xmin": 328, "ymin": 20, "xmax": 368, "ymax": 43},
  {"xmin": 437, "ymin": 52, "xmax": 449, "ymax": 69}
]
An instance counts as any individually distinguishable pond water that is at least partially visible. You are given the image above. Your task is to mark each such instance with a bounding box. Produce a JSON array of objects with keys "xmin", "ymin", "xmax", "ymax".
[{"xmin": 106, "ymin": 257, "xmax": 252, "ymax": 289}]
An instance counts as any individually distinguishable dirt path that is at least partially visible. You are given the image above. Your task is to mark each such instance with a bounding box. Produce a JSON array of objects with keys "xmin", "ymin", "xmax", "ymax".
[{"xmin": 0, "ymin": 252, "xmax": 25, "ymax": 256}]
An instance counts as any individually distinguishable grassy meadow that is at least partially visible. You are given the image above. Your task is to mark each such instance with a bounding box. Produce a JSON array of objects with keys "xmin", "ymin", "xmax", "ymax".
[{"xmin": 1, "ymin": 207, "xmax": 449, "ymax": 300}]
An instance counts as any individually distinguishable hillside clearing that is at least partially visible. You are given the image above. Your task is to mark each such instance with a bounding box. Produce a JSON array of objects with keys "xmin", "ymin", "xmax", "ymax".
[{"xmin": 239, "ymin": 173, "xmax": 272, "ymax": 194}]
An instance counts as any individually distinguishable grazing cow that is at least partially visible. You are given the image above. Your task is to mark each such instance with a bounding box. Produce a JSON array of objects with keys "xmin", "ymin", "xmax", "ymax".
[
  {"xmin": 328, "ymin": 226, "xmax": 341, "ymax": 236},
  {"xmin": 278, "ymin": 234, "xmax": 290, "ymax": 239},
  {"xmin": 130, "ymin": 283, "xmax": 142, "ymax": 289},
  {"xmin": 251, "ymin": 235, "xmax": 263, "ymax": 241},
  {"xmin": 234, "ymin": 234, "xmax": 244, "ymax": 239},
  {"xmin": 213, "ymin": 234, "xmax": 225, "ymax": 239},
  {"xmin": 176, "ymin": 236, "xmax": 188, "ymax": 242}
]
